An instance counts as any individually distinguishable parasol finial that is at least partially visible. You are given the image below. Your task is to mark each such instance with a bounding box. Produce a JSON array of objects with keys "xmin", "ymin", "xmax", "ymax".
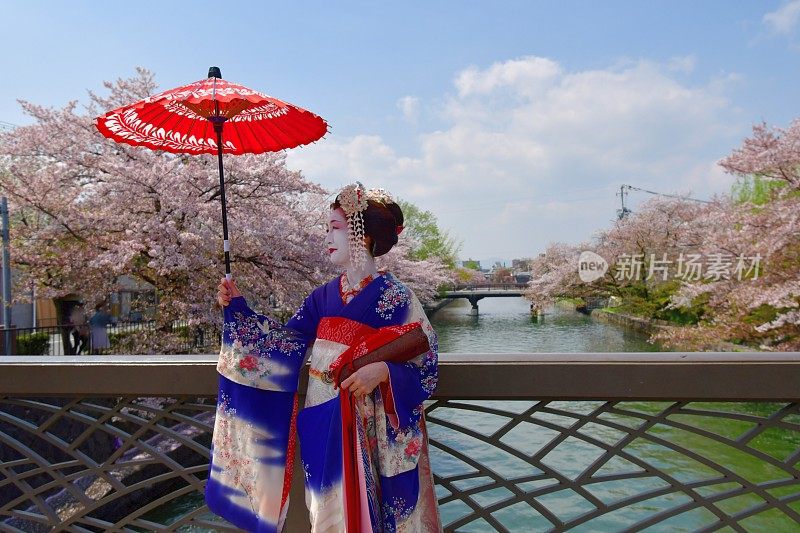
[{"xmin": 208, "ymin": 66, "xmax": 222, "ymax": 79}]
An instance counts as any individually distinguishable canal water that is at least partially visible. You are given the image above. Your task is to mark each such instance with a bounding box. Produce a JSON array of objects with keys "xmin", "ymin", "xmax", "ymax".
[
  {"xmin": 426, "ymin": 298, "xmax": 797, "ymax": 531},
  {"xmin": 430, "ymin": 297, "xmax": 662, "ymax": 353}
]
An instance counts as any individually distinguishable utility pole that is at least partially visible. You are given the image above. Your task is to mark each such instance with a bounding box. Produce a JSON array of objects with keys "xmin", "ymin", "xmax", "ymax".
[
  {"xmin": 1, "ymin": 197, "xmax": 11, "ymax": 355},
  {"xmin": 616, "ymin": 185, "xmax": 631, "ymax": 219}
]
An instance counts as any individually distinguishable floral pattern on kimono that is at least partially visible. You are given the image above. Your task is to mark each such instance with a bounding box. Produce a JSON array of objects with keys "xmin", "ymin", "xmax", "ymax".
[
  {"xmin": 207, "ymin": 272, "xmax": 442, "ymax": 533},
  {"xmin": 206, "ymin": 286, "xmax": 322, "ymax": 533}
]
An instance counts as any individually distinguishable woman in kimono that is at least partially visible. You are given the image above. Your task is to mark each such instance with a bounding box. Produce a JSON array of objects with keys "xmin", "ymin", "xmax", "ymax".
[{"xmin": 206, "ymin": 183, "xmax": 442, "ymax": 532}]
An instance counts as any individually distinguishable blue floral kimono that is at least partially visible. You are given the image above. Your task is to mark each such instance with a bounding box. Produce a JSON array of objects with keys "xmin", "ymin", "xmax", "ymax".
[{"xmin": 206, "ymin": 272, "xmax": 441, "ymax": 532}]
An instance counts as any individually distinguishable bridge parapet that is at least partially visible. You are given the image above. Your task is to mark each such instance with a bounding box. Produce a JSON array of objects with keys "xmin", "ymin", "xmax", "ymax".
[{"xmin": 1, "ymin": 353, "xmax": 799, "ymax": 531}]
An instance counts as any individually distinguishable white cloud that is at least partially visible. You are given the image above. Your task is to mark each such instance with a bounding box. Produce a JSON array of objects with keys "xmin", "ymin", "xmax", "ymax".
[
  {"xmin": 667, "ymin": 55, "xmax": 697, "ymax": 73},
  {"xmin": 287, "ymin": 56, "xmax": 741, "ymax": 261},
  {"xmin": 454, "ymin": 56, "xmax": 561, "ymax": 97},
  {"xmin": 764, "ymin": 1, "xmax": 800, "ymax": 35},
  {"xmin": 396, "ymin": 95, "xmax": 419, "ymax": 124},
  {"xmin": 288, "ymin": 135, "xmax": 422, "ymax": 197}
]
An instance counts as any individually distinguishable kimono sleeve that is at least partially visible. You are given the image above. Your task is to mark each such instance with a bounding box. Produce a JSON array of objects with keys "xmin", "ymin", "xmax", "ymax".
[
  {"xmin": 380, "ymin": 291, "xmax": 439, "ymax": 430},
  {"xmin": 208, "ymin": 290, "xmax": 322, "ymax": 532},
  {"xmin": 216, "ymin": 288, "xmax": 322, "ymax": 392}
]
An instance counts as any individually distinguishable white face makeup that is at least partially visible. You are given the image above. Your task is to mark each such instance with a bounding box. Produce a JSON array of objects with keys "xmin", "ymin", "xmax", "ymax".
[{"xmin": 325, "ymin": 208, "xmax": 351, "ymax": 267}]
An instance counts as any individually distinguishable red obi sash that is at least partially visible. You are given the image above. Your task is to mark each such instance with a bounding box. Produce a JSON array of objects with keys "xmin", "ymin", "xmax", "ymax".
[{"xmin": 317, "ymin": 317, "xmax": 426, "ymax": 532}]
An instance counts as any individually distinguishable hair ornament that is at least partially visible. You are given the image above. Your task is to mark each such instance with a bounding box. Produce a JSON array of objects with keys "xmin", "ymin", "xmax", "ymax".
[
  {"xmin": 365, "ymin": 187, "xmax": 394, "ymax": 205},
  {"xmin": 337, "ymin": 182, "xmax": 368, "ymax": 269},
  {"xmin": 338, "ymin": 182, "xmax": 369, "ymax": 216},
  {"xmin": 336, "ymin": 182, "xmax": 401, "ymax": 267}
]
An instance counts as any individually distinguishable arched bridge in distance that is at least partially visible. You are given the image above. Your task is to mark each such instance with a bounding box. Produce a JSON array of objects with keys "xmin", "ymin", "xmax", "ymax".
[{"xmin": 441, "ymin": 283, "xmax": 529, "ymax": 315}]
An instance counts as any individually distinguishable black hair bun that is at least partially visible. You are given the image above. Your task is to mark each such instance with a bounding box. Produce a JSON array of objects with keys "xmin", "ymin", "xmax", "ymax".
[{"xmin": 364, "ymin": 200, "xmax": 404, "ymax": 256}]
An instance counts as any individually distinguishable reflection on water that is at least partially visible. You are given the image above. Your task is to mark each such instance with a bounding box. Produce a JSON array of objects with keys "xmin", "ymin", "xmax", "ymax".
[
  {"xmin": 427, "ymin": 399, "xmax": 800, "ymax": 531},
  {"xmin": 431, "ymin": 297, "xmax": 663, "ymax": 353}
]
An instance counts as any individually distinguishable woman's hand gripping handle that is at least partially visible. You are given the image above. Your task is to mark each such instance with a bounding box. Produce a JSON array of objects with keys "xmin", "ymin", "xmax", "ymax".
[{"xmin": 217, "ymin": 277, "xmax": 242, "ymax": 308}]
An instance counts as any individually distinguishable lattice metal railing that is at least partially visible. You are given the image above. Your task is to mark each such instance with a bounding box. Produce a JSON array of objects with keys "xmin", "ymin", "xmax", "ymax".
[
  {"xmin": 3, "ymin": 397, "xmax": 799, "ymax": 532},
  {"xmin": 0, "ymin": 396, "xmax": 229, "ymax": 532},
  {"xmin": 0, "ymin": 354, "xmax": 799, "ymax": 531},
  {"xmin": 426, "ymin": 400, "xmax": 800, "ymax": 532}
]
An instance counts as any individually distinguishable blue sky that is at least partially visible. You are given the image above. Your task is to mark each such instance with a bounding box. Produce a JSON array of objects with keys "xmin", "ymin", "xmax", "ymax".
[{"xmin": 3, "ymin": 1, "xmax": 800, "ymax": 264}]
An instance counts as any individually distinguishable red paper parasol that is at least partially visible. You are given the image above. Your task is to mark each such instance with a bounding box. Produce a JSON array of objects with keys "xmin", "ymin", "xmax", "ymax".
[{"xmin": 95, "ymin": 66, "xmax": 328, "ymax": 277}]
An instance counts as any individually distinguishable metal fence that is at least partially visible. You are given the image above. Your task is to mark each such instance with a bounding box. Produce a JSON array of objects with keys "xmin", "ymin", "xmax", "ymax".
[
  {"xmin": 1, "ymin": 322, "xmax": 220, "ymax": 356},
  {"xmin": 0, "ymin": 353, "xmax": 799, "ymax": 531}
]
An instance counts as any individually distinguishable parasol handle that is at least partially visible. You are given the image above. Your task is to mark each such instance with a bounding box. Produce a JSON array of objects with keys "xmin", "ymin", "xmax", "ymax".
[
  {"xmin": 211, "ymin": 117, "xmax": 231, "ymax": 279},
  {"xmin": 208, "ymin": 69, "xmax": 230, "ymax": 280}
]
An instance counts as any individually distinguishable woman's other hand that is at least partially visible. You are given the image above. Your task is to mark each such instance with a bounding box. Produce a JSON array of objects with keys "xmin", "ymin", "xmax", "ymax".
[
  {"xmin": 217, "ymin": 277, "xmax": 242, "ymax": 307},
  {"xmin": 340, "ymin": 362, "xmax": 389, "ymax": 399}
]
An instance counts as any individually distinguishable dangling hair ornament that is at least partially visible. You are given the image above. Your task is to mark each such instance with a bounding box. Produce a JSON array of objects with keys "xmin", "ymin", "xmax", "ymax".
[{"xmin": 338, "ymin": 182, "xmax": 369, "ymax": 269}]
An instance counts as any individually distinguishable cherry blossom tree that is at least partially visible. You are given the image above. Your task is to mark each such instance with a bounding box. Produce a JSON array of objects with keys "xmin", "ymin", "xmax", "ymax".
[
  {"xmin": 0, "ymin": 69, "xmax": 330, "ymax": 351},
  {"xmin": 525, "ymin": 242, "xmax": 584, "ymax": 311},
  {"xmin": 652, "ymin": 121, "xmax": 800, "ymax": 351},
  {"xmin": 650, "ymin": 196, "xmax": 799, "ymax": 350},
  {"xmin": 527, "ymin": 197, "xmax": 708, "ymax": 316},
  {"xmin": 720, "ymin": 120, "xmax": 800, "ymax": 192},
  {"xmin": 377, "ymin": 234, "xmax": 451, "ymax": 305},
  {"xmin": 524, "ymin": 120, "xmax": 799, "ymax": 351},
  {"xmin": 0, "ymin": 69, "xmax": 453, "ymax": 353}
]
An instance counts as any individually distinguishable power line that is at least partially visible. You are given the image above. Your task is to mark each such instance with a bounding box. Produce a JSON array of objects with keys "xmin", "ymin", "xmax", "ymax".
[
  {"xmin": 624, "ymin": 184, "xmax": 710, "ymax": 203},
  {"xmin": 617, "ymin": 183, "xmax": 710, "ymax": 219}
]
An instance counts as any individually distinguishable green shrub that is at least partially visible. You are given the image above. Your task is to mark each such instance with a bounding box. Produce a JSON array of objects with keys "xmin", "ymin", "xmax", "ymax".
[
  {"xmin": 17, "ymin": 332, "xmax": 50, "ymax": 355},
  {"xmin": 109, "ymin": 331, "xmax": 133, "ymax": 350},
  {"xmin": 172, "ymin": 325, "xmax": 192, "ymax": 340},
  {"xmin": 743, "ymin": 304, "xmax": 778, "ymax": 325},
  {"xmin": 612, "ymin": 281, "xmax": 707, "ymax": 325}
]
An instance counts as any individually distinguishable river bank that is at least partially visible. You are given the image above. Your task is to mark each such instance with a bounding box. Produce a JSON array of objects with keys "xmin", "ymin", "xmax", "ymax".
[
  {"xmin": 589, "ymin": 307, "xmax": 755, "ymax": 352},
  {"xmin": 548, "ymin": 298, "xmax": 757, "ymax": 352},
  {"xmin": 423, "ymin": 297, "xmax": 456, "ymax": 316},
  {"xmin": 589, "ymin": 307, "xmax": 671, "ymax": 334}
]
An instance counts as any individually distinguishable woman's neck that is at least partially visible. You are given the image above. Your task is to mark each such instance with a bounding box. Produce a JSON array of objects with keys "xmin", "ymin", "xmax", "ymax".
[{"xmin": 345, "ymin": 258, "xmax": 379, "ymax": 288}]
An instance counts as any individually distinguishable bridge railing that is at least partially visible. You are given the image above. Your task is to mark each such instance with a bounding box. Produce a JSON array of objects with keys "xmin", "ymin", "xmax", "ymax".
[
  {"xmin": 450, "ymin": 283, "xmax": 530, "ymax": 291},
  {"xmin": 1, "ymin": 353, "xmax": 799, "ymax": 531}
]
